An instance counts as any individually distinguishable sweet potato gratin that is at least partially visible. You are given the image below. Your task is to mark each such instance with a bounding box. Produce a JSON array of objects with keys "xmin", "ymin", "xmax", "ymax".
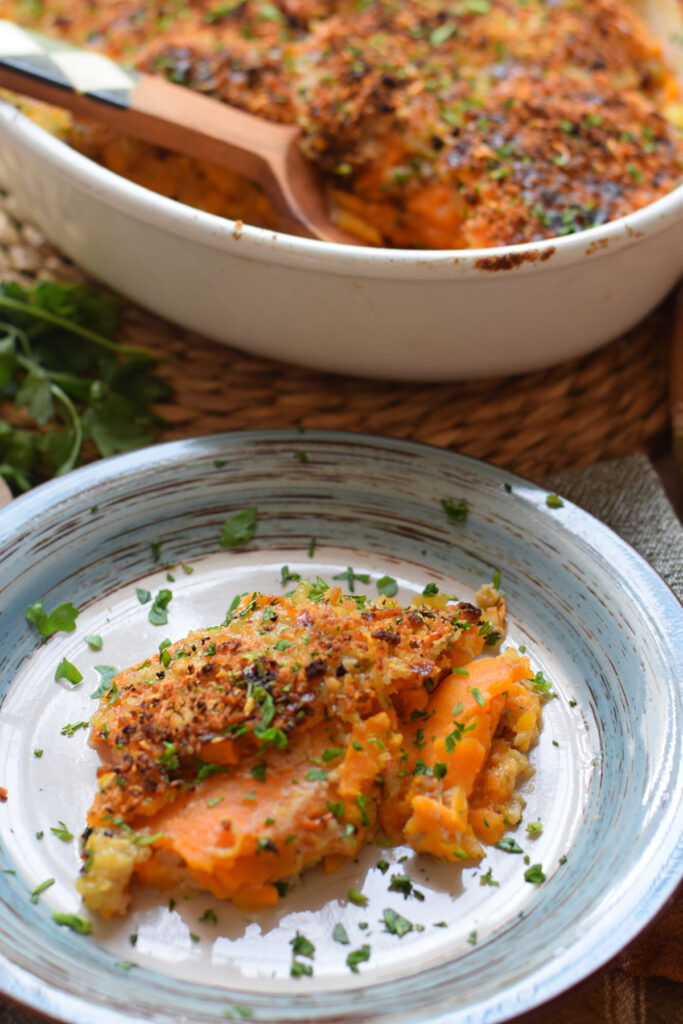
[
  {"xmin": 76, "ymin": 581, "xmax": 544, "ymax": 916},
  {"xmin": 2, "ymin": 0, "xmax": 683, "ymax": 247}
]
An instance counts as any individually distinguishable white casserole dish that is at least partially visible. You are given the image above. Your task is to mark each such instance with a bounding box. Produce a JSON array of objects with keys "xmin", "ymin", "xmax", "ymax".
[{"xmin": 0, "ymin": 2, "xmax": 682, "ymax": 381}]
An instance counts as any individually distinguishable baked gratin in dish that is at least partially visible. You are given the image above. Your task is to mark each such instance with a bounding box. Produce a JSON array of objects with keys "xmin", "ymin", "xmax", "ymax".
[{"xmin": 2, "ymin": 0, "xmax": 682, "ymax": 249}]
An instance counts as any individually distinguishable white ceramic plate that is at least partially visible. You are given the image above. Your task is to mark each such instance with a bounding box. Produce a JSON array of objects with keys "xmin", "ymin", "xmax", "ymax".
[{"xmin": 0, "ymin": 431, "xmax": 681, "ymax": 1024}]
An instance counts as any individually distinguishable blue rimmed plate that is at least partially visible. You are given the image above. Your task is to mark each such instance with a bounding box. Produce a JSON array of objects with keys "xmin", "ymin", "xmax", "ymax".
[{"xmin": 0, "ymin": 430, "xmax": 680, "ymax": 1024}]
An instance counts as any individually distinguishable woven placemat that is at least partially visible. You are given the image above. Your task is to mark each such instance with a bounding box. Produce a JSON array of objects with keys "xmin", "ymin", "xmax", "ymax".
[{"xmin": 0, "ymin": 187, "xmax": 675, "ymax": 481}]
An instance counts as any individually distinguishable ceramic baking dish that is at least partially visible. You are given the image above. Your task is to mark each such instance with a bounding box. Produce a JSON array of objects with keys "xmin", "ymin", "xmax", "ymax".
[{"xmin": 0, "ymin": 0, "xmax": 682, "ymax": 381}]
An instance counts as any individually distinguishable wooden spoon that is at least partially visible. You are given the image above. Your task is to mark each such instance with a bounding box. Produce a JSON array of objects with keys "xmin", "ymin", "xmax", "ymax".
[{"xmin": 0, "ymin": 19, "xmax": 362, "ymax": 245}]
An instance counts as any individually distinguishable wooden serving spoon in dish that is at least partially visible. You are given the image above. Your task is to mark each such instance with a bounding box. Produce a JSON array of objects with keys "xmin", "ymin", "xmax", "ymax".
[{"xmin": 0, "ymin": 19, "xmax": 362, "ymax": 245}]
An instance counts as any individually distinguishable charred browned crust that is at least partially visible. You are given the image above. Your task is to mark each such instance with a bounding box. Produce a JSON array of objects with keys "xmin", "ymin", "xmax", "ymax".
[
  {"xmin": 88, "ymin": 590, "xmax": 487, "ymax": 822},
  {"xmin": 5, "ymin": 0, "xmax": 681, "ymax": 247}
]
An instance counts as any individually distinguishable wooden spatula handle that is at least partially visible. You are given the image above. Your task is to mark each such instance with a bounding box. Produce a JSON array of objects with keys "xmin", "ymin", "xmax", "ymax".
[{"xmin": 0, "ymin": 19, "xmax": 314, "ymax": 236}]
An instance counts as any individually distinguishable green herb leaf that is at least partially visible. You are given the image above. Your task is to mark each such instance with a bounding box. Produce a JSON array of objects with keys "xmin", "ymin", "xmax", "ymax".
[
  {"xmin": 332, "ymin": 567, "xmax": 370, "ymax": 593},
  {"xmin": 136, "ymin": 588, "xmax": 152, "ymax": 604},
  {"xmin": 377, "ymin": 575, "xmax": 398, "ymax": 598},
  {"xmin": 526, "ymin": 821, "xmax": 543, "ymax": 837},
  {"xmin": 220, "ymin": 508, "xmax": 258, "ymax": 548},
  {"xmin": 332, "ymin": 923, "xmax": 350, "ymax": 944},
  {"xmin": 26, "ymin": 600, "xmax": 79, "ymax": 638},
  {"xmin": 60, "ymin": 720, "xmax": 88, "ymax": 737},
  {"xmin": 55, "ymin": 658, "xmax": 83, "ymax": 686},
  {"xmin": 290, "ymin": 959, "xmax": 313, "ymax": 977},
  {"xmin": 30, "ymin": 877, "xmax": 55, "ymax": 902},
  {"xmin": 347, "ymin": 888, "xmax": 368, "ymax": 907},
  {"xmin": 441, "ymin": 498, "xmax": 468, "ymax": 523},
  {"xmin": 290, "ymin": 932, "xmax": 315, "ymax": 958},
  {"xmin": 52, "ymin": 911, "xmax": 92, "ymax": 934},
  {"xmin": 495, "ymin": 837, "xmax": 524, "ymax": 854},
  {"xmin": 383, "ymin": 907, "xmax": 413, "ymax": 937},
  {"xmin": 90, "ymin": 665, "xmax": 118, "ymax": 699},
  {"xmin": 545, "ymin": 493, "xmax": 564, "ymax": 509},
  {"xmin": 85, "ymin": 634, "xmax": 103, "ymax": 650},
  {"xmin": 148, "ymin": 589, "xmax": 173, "ymax": 626},
  {"xmin": 524, "ymin": 863, "xmax": 546, "ymax": 884},
  {"xmin": 346, "ymin": 944, "xmax": 370, "ymax": 972},
  {"xmin": 50, "ymin": 821, "xmax": 74, "ymax": 843}
]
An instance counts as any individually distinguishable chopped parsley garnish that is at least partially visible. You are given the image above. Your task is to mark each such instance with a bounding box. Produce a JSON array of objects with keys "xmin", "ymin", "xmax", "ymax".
[
  {"xmin": 30, "ymin": 877, "xmax": 55, "ymax": 902},
  {"xmin": 326, "ymin": 800, "xmax": 345, "ymax": 819},
  {"xmin": 376, "ymin": 859, "xmax": 390, "ymax": 874},
  {"xmin": 293, "ymin": 451, "xmax": 309, "ymax": 463},
  {"xmin": 60, "ymin": 720, "xmax": 88, "ymax": 737},
  {"xmin": 388, "ymin": 874, "xmax": 424, "ymax": 900},
  {"xmin": 115, "ymin": 961, "xmax": 137, "ymax": 971},
  {"xmin": 433, "ymin": 762, "xmax": 448, "ymax": 780},
  {"xmin": 280, "ymin": 565, "xmax": 301, "ymax": 586},
  {"xmin": 50, "ymin": 821, "xmax": 74, "ymax": 843},
  {"xmin": 290, "ymin": 960, "xmax": 313, "ymax": 977},
  {"xmin": 274, "ymin": 638, "xmax": 292, "ymax": 651},
  {"xmin": 495, "ymin": 837, "xmax": 523, "ymax": 854},
  {"xmin": 213, "ymin": 459, "xmax": 227, "ymax": 469},
  {"xmin": 290, "ymin": 933, "xmax": 315, "ymax": 958},
  {"xmin": 333, "ymin": 923, "xmax": 350, "ymax": 944},
  {"xmin": 52, "ymin": 911, "xmax": 92, "ymax": 934},
  {"xmin": 33, "ymin": 749, "xmax": 43, "ymax": 758},
  {"xmin": 136, "ymin": 588, "xmax": 151, "ymax": 604},
  {"xmin": 322, "ymin": 747, "xmax": 343, "ymax": 762},
  {"xmin": 529, "ymin": 671, "xmax": 554, "ymax": 695},
  {"xmin": 148, "ymin": 588, "xmax": 173, "ymax": 626},
  {"xmin": 422, "ymin": 583, "xmax": 439, "ymax": 596},
  {"xmin": 545, "ymin": 493, "xmax": 564, "ymax": 509},
  {"xmin": 307, "ymin": 537, "xmax": 316, "ymax": 558},
  {"xmin": 347, "ymin": 888, "xmax": 368, "ymax": 907},
  {"xmin": 332, "ymin": 567, "xmax": 370, "ymax": 593},
  {"xmin": 467, "ymin": 930, "xmax": 478, "ymax": 945},
  {"xmin": 54, "ymin": 658, "xmax": 82, "ymax": 686},
  {"xmin": 479, "ymin": 867, "xmax": 499, "ymax": 887},
  {"xmin": 85, "ymin": 634, "xmax": 102, "ymax": 650},
  {"xmin": 150, "ymin": 541, "xmax": 161, "ymax": 563},
  {"xmin": 251, "ymin": 762, "xmax": 267, "ymax": 783},
  {"xmin": 26, "ymin": 600, "xmax": 79, "ymax": 638},
  {"xmin": 376, "ymin": 575, "xmax": 398, "ymax": 598},
  {"xmin": 524, "ymin": 864, "xmax": 546, "ymax": 884},
  {"xmin": 355, "ymin": 794, "xmax": 370, "ymax": 825},
  {"xmin": 207, "ymin": 795, "xmax": 225, "ymax": 808},
  {"xmin": 200, "ymin": 908, "xmax": 218, "ymax": 925},
  {"xmin": 90, "ymin": 665, "xmax": 118, "ymax": 699},
  {"xmin": 382, "ymin": 908, "xmax": 413, "ymax": 937},
  {"xmin": 441, "ymin": 498, "xmax": 468, "ymax": 522},
  {"xmin": 470, "ymin": 687, "xmax": 485, "ymax": 707},
  {"xmin": 306, "ymin": 767, "xmax": 329, "ymax": 781},
  {"xmin": 222, "ymin": 1007, "xmax": 253, "ymax": 1021},
  {"xmin": 158, "ymin": 742, "xmax": 179, "ymax": 773},
  {"xmin": 346, "ymin": 945, "xmax": 370, "ymax": 972},
  {"xmin": 526, "ymin": 821, "xmax": 543, "ymax": 837},
  {"xmin": 220, "ymin": 508, "xmax": 258, "ymax": 548}
]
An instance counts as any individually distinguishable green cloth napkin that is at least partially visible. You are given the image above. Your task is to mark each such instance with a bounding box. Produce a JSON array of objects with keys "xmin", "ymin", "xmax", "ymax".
[{"xmin": 1, "ymin": 454, "xmax": 681, "ymax": 1024}]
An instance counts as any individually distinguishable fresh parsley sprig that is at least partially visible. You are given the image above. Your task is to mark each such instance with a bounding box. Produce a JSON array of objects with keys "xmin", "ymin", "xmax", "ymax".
[{"xmin": 0, "ymin": 280, "xmax": 171, "ymax": 492}]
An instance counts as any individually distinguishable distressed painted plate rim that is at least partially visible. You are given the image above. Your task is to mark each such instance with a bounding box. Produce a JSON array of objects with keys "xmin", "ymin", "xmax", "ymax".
[{"xmin": 0, "ymin": 429, "xmax": 681, "ymax": 1024}]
